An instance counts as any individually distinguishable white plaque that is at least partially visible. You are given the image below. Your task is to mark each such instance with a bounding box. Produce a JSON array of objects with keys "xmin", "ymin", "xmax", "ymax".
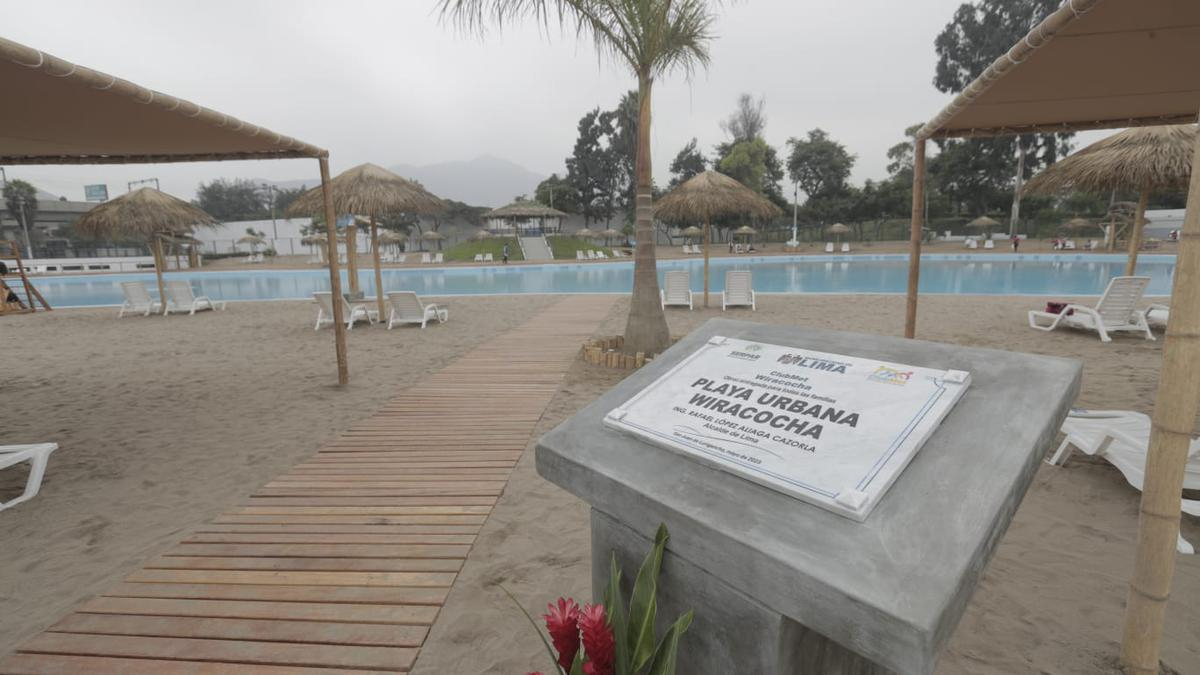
[{"xmin": 604, "ymin": 336, "xmax": 971, "ymax": 521}]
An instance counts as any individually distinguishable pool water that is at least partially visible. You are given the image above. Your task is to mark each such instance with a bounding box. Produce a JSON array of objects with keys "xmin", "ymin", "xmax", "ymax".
[{"xmin": 30, "ymin": 254, "xmax": 1176, "ymax": 308}]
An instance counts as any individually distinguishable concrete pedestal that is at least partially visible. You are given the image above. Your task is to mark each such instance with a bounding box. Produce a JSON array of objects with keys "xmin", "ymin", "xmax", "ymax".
[{"xmin": 537, "ymin": 320, "xmax": 1081, "ymax": 675}]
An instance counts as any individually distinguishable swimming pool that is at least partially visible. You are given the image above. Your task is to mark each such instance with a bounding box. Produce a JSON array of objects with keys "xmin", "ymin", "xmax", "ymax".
[{"xmin": 30, "ymin": 253, "xmax": 1176, "ymax": 308}]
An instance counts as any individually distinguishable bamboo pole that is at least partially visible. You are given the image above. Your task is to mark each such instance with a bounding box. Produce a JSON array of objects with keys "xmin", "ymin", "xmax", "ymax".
[
  {"xmin": 152, "ymin": 236, "xmax": 168, "ymax": 315},
  {"xmin": 319, "ymin": 157, "xmax": 349, "ymax": 386},
  {"xmin": 1120, "ymin": 123, "xmax": 1200, "ymax": 675},
  {"xmin": 1125, "ymin": 186, "xmax": 1150, "ymax": 277},
  {"xmin": 703, "ymin": 219, "xmax": 711, "ymax": 308},
  {"xmin": 904, "ymin": 138, "xmax": 927, "ymax": 338},
  {"xmin": 371, "ymin": 216, "xmax": 386, "ymax": 320},
  {"xmin": 346, "ymin": 221, "xmax": 360, "ymax": 295}
]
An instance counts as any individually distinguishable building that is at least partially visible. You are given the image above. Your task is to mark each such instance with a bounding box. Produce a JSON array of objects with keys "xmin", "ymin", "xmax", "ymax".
[
  {"xmin": 0, "ymin": 191, "xmax": 95, "ymax": 255},
  {"xmin": 483, "ymin": 200, "xmax": 566, "ymax": 235}
]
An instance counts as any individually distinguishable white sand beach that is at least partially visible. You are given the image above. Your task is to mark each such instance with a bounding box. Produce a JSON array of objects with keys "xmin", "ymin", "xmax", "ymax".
[{"xmin": 1, "ymin": 294, "xmax": 1197, "ymax": 673}]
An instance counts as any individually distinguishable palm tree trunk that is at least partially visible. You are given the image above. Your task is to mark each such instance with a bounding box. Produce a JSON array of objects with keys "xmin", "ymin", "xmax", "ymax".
[{"xmin": 623, "ymin": 73, "xmax": 670, "ymax": 355}]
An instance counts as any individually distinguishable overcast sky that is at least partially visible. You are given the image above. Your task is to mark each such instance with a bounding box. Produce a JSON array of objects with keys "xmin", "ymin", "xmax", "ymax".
[{"xmin": 4, "ymin": 0, "xmax": 977, "ymax": 202}]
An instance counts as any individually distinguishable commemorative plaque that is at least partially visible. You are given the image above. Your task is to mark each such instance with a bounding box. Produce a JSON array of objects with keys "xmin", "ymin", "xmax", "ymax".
[{"xmin": 603, "ymin": 335, "xmax": 970, "ymax": 520}]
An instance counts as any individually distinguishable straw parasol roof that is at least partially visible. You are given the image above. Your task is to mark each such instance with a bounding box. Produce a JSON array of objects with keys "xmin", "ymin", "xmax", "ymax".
[
  {"xmin": 733, "ymin": 225, "xmax": 758, "ymax": 236},
  {"xmin": 237, "ymin": 234, "xmax": 266, "ymax": 246},
  {"xmin": 598, "ymin": 228, "xmax": 622, "ymax": 239},
  {"xmin": 469, "ymin": 229, "xmax": 493, "ymax": 241},
  {"xmin": 1061, "ymin": 217, "xmax": 1099, "ymax": 230},
  {"xmin": 654, "ymin": 171, "xmax": 782, "ymax": 223},
  {"xmin": 378, "ymin": 230, "xmax": 408, "ymax": 243},
  {"xmin": 827, "ymin": 223, "xmax": 851, "ymax": 234},
  {"xmin": 574, "ymin": 227, "xmax": 597, "ymax": 239},
  {"xmin": 484, "ymin": 200, "xmax": 567, "ymax": 219},
  {"xmin": 1024, "ymin": 125, "xmax": 1196, "ymax": 194},
  {"xmin": 287, "ymin": 163, "xmax": 446, "ymax": 217},
  {"xmin": 679, "ymin": 225, "xmax": 704, "ymax": 237},
  {"xmin": 965, "ymin": 216, "xmax": 1002, "ymax": 229},
  {"xmin": 301, "ymin": 234, "xmax": 326, "ymax": 245},
  {"xmin": 421, "ymin": 230, "xmax": 446, "ymax": 241},
  {"xmin": 75, "ymin": 187, "xmax": 218, "ymax": 239}
]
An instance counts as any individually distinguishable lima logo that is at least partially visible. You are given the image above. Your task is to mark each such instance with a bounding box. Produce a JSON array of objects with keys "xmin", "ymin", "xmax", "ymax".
[{"xmin": 868, "ymin": 365, "xmax": 912, "ymax": 386}]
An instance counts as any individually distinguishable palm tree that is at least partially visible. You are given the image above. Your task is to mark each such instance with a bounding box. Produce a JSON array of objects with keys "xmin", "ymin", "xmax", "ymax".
[{"xmin": 439, "ymin": 0, "xmax": 716, "ymax": 356}]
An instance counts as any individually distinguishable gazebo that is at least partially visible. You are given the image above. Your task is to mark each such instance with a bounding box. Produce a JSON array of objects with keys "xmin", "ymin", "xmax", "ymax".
[
  {"xmin": 484, "ymin": 199, "xmax": 566, "ymax": 235},
  {"xmin": 902, "ymin": 3, "xmax": 1200, "ymax": 672},
  {"xmin": 0, "ymin": 36, "xmax": 353, "ymax": 385}
]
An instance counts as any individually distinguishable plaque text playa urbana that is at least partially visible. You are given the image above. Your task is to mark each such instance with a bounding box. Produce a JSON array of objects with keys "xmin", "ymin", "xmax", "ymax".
[{"xmin": 604, "ymin": 336, "xmax": 971, "ymax": 520}]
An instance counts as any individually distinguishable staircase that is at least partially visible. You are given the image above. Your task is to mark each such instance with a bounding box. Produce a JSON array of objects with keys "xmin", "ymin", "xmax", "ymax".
[{"xmin": 519, "ymin": 235, "xmax": 554, "ymax": 261}]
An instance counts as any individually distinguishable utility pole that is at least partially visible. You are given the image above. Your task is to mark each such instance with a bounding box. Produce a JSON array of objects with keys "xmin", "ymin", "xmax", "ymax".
[
  {"xmin": 261, "ymin": 183, "xmax": 278, "ymax": 240},
  {"xmin": 15, "ymin": 195, "xmax": 33, "ymax": 259},
  {"xmin": 790, "ymin": 182, "xmax": 799, "ymax": 246},
  {"xmin": 0, "ymin": 167, "xmax": 7, "ymax": 188}
]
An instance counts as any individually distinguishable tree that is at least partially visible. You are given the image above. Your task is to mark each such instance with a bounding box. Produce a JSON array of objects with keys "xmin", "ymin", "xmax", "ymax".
[
  {"xmin": 566, "ymin": 108, "xmax": 616, "ymax": 225},
  {"xmin": 717, "ymin": 138, "xmax": 775, "ymax": 196},
  {"xmin": 720, "ymin": 92, "xmax": 766, "ymax": 143},
  {"xmin": 3, "ymin": 179, "xmax": 39, "ymax": 255},
  {"xmin": 668, "ymin": 138, "xmax": 707, "ymax": 188},
  {"xmin": 272, "ymin": 186, "xmax": 306, "ymax": 215},
  {"xmin": 194, "ymin": 178, "xmax": 265, "ymax": 221},
  {"xmin": 609, "ymin": 90, "xmax": 639, "ymax": 221},
  {"xmin": 713, "ymin": 93, "xmax": 786, "ymax": 207},
  {"xmin": 786, "ymin": 129, "xmax": 855, "ymax": 202},
  {"xmin": 535, "ymin": 173, "xmax": 581, "ymax": 214},
  {"xmin": 441, "ymin": 0, "xmax": 716, "ymax": 356}
]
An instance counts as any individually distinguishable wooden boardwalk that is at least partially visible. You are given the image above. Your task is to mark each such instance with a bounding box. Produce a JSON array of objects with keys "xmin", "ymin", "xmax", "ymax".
[{"xmin": 0, "ymin": 296, "xmax": 615, "ymax": 675}]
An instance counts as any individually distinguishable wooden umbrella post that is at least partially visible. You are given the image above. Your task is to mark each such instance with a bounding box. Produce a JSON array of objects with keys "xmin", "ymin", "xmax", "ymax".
[
  {"xmin": 904, "ymin": 138, "xmax": 927, "ymax": 339},
  {"xmin": 319, "ymin": 157, "xmax": 350, "ymax": 386},
  {"xmin": 1120, "ymin": 124, "xmax": 1200, "ymax": 675},
  {"xmin": 1126, "ymin": 186, "xmax": 1150, "ymax": 277},
  {"xmin": 703, "ymin": 218, "xmax": 711, "ymax": 308},
  {"xmin": 152, "ymin": 235, "xmax": 168, "ymax": 315},
  {"xmin": 346, "ymin": 221, "xmax": 360, "ymax": 295},
  {"xmin": 371, "ymin": 216, "xmax": 385, "ymax": 320}
]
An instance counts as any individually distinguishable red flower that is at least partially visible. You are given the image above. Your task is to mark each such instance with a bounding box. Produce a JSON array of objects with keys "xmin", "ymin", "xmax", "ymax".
[
  {"xmin": 543, "ymin": 597, "xmax": 581, "ymax": 670},
  {"xmin": 579, "ymin": 603, "xmax": 615, "ymax": 675}
]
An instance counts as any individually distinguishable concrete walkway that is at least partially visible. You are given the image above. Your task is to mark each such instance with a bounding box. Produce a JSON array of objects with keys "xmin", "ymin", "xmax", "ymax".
[
  {"xmin": 0, "ymin": 296, "xmax": 615, "ymax": 674},
  {"xmin": 518, "ymin": 235, "xmax": 554, "ymax": 261}
]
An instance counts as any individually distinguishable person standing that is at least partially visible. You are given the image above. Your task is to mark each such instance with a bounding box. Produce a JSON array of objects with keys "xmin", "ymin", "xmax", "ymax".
[
  {"xmin": 1011, "ymin": 234, "xmax": 1020, "ymax": 252},
  {"xmin": 502, "ymin": 242, "xmax": 510, "ymax": 264}
]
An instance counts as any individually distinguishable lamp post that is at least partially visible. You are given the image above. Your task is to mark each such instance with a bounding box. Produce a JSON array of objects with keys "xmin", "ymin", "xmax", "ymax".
[
  {"xmin": 261, "ymin": 183, "xmax": 279, "ymax": 240},
  {"xmin": 15, "ymin": 195, "xmax": 33, "ymax": 259},
  {"xmin": 789, "ymin": 182, "xmax": 799, "ymax": 247}
]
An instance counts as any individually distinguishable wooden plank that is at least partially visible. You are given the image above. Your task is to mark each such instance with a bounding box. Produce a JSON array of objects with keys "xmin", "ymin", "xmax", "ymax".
[
  {"xmin": 0, "ymin": 653, "xmax": 386, "ymax": 675},
  {"xmin": 166, "ymin": 543, "xmax": 470, "ymax": 558},
  {"xmin": 78, "ymin": 597, "xmax": 441, "ymax": 624},
  {"xmin": 147, "ymin": 556, "xmax": 463, "ymax": 574},
  {"xmin": 125, "ymin": 569, "xmax": 456, "ymax": 588},
  {"xmin": 49, "ymin": 614, "xmax": 428, "ymax": 647},
  {"xmin": 184, "ymin": 533, "xmax": 474, "ymax": 545},
  {"xmin": 194, "ymin": 524, "xmax": 482, "ymax": 536},
  {"xmin": 212, "ymin": 514, "xmax": 486, "ymax": 525},
  {"xmin": 19, "ymin": 633, "xmax": 415, "ymax": 671},
  {"xmin": 104, "ymin": 583, "xmax": 446, "ymax": 606},
  {"xmin": 235, "ymin": 505, "xmax": 493, "ymax": 515}
]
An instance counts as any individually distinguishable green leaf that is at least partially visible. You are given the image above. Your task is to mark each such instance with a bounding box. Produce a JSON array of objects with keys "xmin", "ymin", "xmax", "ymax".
[
  {"xmin": 569, "ymin": 649, "xmax": 585, "ymax": 675},
  {"xmin": 498, "ymin": 584, "xmax": 566, "ymax": 675},
  {"xmin": 627, "ymin": 524, "xmax": 669, "ymax": 671},
  {"xmin": 604, "ymin": 554, "xmax": 630, "ymax": 675},
  {"xmin": 642, "ymin": 610, "xmax": 694, "ymax": 675}
]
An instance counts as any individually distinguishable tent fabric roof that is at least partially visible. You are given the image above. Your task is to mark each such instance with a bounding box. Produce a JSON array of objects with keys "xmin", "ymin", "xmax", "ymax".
[
  {"xmin": 0, "ymin": 36, "xmax": 326, "ymax": 164},
  {"xmin": 918, "ymin": 0, "xmax": 1200, "ymax": 139}
]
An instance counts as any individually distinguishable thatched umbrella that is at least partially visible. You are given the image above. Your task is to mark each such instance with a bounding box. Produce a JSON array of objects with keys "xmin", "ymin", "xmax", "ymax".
[
  {"xmin": 598, "ymin": 228, "xmax": 623, "ymax": 246},
  {"xmin": 75, "ymin": 188, "xmax": 218, "ymax": 311},
  {"xmin": 964, "ymin": 215, "xmax": 1001, "ymax": 243},
  {"xmin": 288, "ymin": 163, "xmax": 444, "ymax": 317},
  {"xmin": 237, "ymin": 234, "xmax": 266, "ymax": 252},
  {"xmin": 421, "ymin": 230, "xmax": 446, "ymax": 252},
  {"xmin": 827, "ymin": 222, "xmax": 851, "ymax": 246},
  {"xmin": 656, "ymin": 172, "xmax": 781, "ymax": 307},
  {"xmin": 1024, "ymin": 125, "xmax": 1195, "ymax": 273},
  {"xmin": 679, "ymin": 225, "xmax": 703, "ymax": 244},
  {"xmin": 469, "ymin": 229, "xmax": 493, "ymax": 241},
  {"xmin": 574, "ymin": 227, "xmax": 597, "ymax": 240},
  {"xmin": 301, "ymin": 233, "xmax": 327, "ymax": 263}
]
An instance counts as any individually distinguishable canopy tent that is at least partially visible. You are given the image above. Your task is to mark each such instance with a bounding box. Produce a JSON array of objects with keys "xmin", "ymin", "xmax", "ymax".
[
  {"xmin": 904, "ymin": 2, "xmax": 1200, "ymax": 672},
  {"xmin": 0, "ymin": 35, "xmax": 350, "ymax": 384}
]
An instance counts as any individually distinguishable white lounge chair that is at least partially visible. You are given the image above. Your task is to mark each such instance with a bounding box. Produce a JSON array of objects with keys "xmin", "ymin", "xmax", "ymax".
[
  {"xmin": 576, "ymin": 251, "xmax": 586, "ymax": 260},
  {"xmin": 1064, "ymin": 240, "xmax": 1077, "ymax": 250},
  {"xmin": 587, "ymin": 250, "xmax": 598, "ymax": 260},
  {"xmin": 660, "ymin": 270, "xmax": 693, "ymax": 310},
  {"xmin": 1051, "ymin": 409, "xmax": 1199, "ymax": 554},
  {"xmin": 164, "ymin": 280, "xmax": 225, "ymax": 315},
  {"xmin": 421, "ymin": 252, "xmax": 432, "ymax": 264},
  {"xmin": 983, "ymin": 239, "xmax": 995, "ymax": 249},
  {"xmin": 596, "ymin": 251, "xmax": 608, "ymax": 259},
  {"xmin": 840, "ymin": 242, "xmax": 851, "ymax": 253},
  {"xmin": 474, "ymin": 253, "xmax": 484, "ymax": 262},
  {"xmin": 1146, "ymin": 303, "xmax": 1169, "ymax": 329},
  {"xmin": 484, "ymin": 253, "xmax": 494, "ymax": 262},
  {"xmin": 434, "ymin": 253, "xmax": 444, "ymax": 264},
  {"xmin": 0, "ymin": 443, "xmax": 58, "ymax": 512},
  {"xmin": 313, "ymin": 291, "xmax": 376, "ymax": 330},
  {"xmin": 967, "ymin": 238, "xmax": 979, "ymax": 249},
  {"xmin": 385, "ymin": 291, "xmax": 448, "ymax": 329},
  {"xmin": 118, "ymin": 281, "xmax": 162, "ymax": 318},
  {"xmin": 723, "ymin": 270, "xmax": 756, "ymax": 310},
  {"xmin": 824, "ymin": 242, "xmax": 834, "ymax": 253},
  {"xmin": 396, "ymin": 254, "xmax": 407, "ymax": 264},
  {"xmin": 1027, "ymin": 276, "xmax": 1155, "ymax": 342},
  {"xmin": 735, "ymin": 244, "xmax": 744, "ymax": 254}
]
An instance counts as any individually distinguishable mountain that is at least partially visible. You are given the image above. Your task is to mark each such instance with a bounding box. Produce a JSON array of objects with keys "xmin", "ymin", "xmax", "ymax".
[
  {"xmin": 253, "ymin": 156, "xmax": 546, "ymax": 209},
  {"xmin": 388, "ymin": 156, "xmax": 546, "ymax": 208}
]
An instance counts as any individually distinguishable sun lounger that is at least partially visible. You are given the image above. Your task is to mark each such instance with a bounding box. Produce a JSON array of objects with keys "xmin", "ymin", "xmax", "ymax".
[
  {"xmin": 313, "ymin": 291, "xmax": 376, "ymax": 330},
  {"xmin": 474, "ymin": 253, "xmax": 484, "ymax": 262},
  {"xmin": 484, "ymin": 253, "xmax": 494, "ymax": 262},
  {"xmin": 824, "ymin": 242, "xmax": 834, "ymax": 253},
  {"xmin": 1064, "ymin": 240, "xmax": 1077, "ymax": 250},
  {"xmin": 723, "ymin": 270, "xmax": 755, "ymax": 310},
  {"xmin": 660, "ymin": 269, "xmax": 693, "ymax": 310},
  {"xmin": 577, "ymin": 250, "xmax": 586, "ymax": 260},
  {"xmin": 118, "ymin": 281, "xmax": 162, "ymax": 318},
  {"xmin": 967, "ymin": 238, "xmax": 979, "ymax": 249},
  {"xmin": 596, "ymin": 251, "xmax": 607, "ymax": 259},
  {"xmin": 841, "ymin": 242, "xmax": 851, "ymax": 253},
  {"xmin": 984, "ymin": 239, "xmax": 995, "ymax": 249},
  {"xmin": 0, "ymin": 443, "xmax": 58, "ymax": 512},
  {"xmin": 587, "ymin": 250, "xmax": 598, "ymax": 260},
  {"xmin": 1028, "ymin": 276, "xmax": 1154, "ymax": 342},
  {"xmin": 1051, "ymin": 409, "xmax": 1199, "ymax": 554},
  {"xmin": 396, "ymin": 254, "xmax": 407, "ymax": 264},
  {"xmin": 164, "ymin": 280, "xmax": 226, "ymax": 315},
  {"xmin": 385, "ymin": 291, "xmax": 448, "ymax": 329},
  {"xmin": 1146, "ymin": 303, "xmax": 1169, "ymax": 329},
  {"xmin": 434, "ymin": 253, "xmax": 444, "ymax": 264},
  {"xmin": 421, "ymin": 253, "xmax": 432, "ymax": 264}
]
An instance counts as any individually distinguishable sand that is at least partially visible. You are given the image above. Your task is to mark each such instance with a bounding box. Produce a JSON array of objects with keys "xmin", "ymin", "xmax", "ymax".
[
  {"xmin": 1, "ymin": 293, "xmax": 1196, "ymax": 673},
  {"xmin": 411, "ymin": 295, "xmax": 1198, "ymax": 675},
  {"xmin": 0, "ymin": 295, "xmax": 558, "ymax": 657}
]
